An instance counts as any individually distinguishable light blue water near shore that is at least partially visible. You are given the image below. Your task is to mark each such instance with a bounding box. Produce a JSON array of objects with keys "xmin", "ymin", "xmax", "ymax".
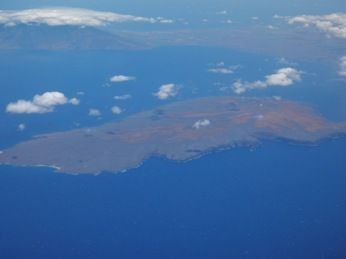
[{"xmin": 1, "ymin": 47, "xmax": 346, "ymax": 258}]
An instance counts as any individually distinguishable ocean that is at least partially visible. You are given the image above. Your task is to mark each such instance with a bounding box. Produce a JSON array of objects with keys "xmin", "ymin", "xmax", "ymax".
[
  {"xmin": 1, "ymin": 47, "xmax": 346, "ymax": 258},
  {"xmin": 0, "ymin": 138, "xmax": 346, "ymax": 258}
]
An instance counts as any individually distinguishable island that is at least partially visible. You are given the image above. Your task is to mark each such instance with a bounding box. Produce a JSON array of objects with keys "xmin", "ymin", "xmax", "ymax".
[{"xmin": 1, "ymin": 96, "xmax": 345, "ymax": 175}]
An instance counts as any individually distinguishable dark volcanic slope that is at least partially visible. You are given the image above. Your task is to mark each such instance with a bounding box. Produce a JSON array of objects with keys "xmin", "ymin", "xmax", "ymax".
[
  {"xmin": 0, "ymin": 25, "xmax": 143, "ymax": 50},
  {"xmin": 1, "ymin": 97, "xmax": 345, "ymax": 175}
]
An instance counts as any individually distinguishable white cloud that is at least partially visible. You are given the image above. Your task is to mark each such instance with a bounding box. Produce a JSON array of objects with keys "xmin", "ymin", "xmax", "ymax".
[
  {"xmin": 111, "ymin": 106, "xmax": 123, "ymax": 114},
  {"xmin": 154, "ymin": 83, "xmax": 179, "ymax": 100},
  {"xmin": 6, "ymin": 91, "xmax": 79, "ymax": 114},
  {"xmin": 339, "ymin": 56, "xmax": 346, "ymax": 77},
  {"xmin": 285, "ymin": 13, "xmax": 346, "ymax": 39},
  {"xmin": 88, "ymin": 108, "xmax": 101, "ymax": 117},
  {"xmin": 193, "ymin": 119, "xmax": 211, "ymax": 129},
  {"xmin": 233, "ymin": 67, "xmax": 301, "ymax": 94},
  {"xmin": 6, "ymin": 100, "xmax": 49, "ymax": 114},
  {"xmin": 110, "ymin": 75, "xmax": 135, "ymax": 83},
  {"xmin": 208, "ymin": 63, "xmax": 238, "ymax": 74},
  {"xmin": 33, "ymin": 91, "xmax": 68, "ymax": 107},
  {"xmin": 208, "ymin": 67, "xmax": 234, "ymax": 74},
  {"xmin": 0, "ymin": 7, "xmax": 165, "ymax": 27},
  {"xmin": 272, "ymin": 96, "xmax": 282, "ymax": 101},
  {"xmin": 69, "ymin": 98, "xmax": 80, "ymax": 105},
  {"xmin": 114, "ymin": 94, "xmax": 132, "ymax": 100},
  {"xmin": 156, "ymin": 17, "xmax": 174, "ymax": 24},
  {"xmin": 265, "ymin": 67, "xmax": 301, "ymax": 86},
  {"xmin": 18, "ymin": 123, "xmax": 26, "ymax": 131}
]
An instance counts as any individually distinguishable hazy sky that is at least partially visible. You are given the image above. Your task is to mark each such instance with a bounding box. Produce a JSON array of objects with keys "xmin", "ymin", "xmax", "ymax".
[{"xmin": 1, "ymin": 0, "xmax": 346, "ymax": 19}]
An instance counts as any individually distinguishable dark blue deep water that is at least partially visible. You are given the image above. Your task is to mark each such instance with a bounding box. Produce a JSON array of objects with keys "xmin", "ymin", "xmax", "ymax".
[
  {"xmin": 1, "ymin": 47, "xmax": 346, "ymax": 258},
  {"xmin": 1, "ymin": 138, "xmax": 346, "ymax": 258}
]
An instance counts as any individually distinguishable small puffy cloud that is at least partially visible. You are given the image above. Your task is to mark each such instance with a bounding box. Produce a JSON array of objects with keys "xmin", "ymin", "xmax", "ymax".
[
  {"xmin": 88, "ymin": 108, "xmax": 101, "ymax": 117},
  {"xmin": 265, "ymin": 67, "xmax": 301, "ymax": 86},
  {"xmin": 193, "ymin": 119, "xmax": 211, "ymax": 129},
  {"xmin": 111, "ymin": 106, "xmax": 123, "ymax": 114},
  {"xmin": 33, "ymin": 91, "xmax": 68, "ymax": 107},
  {"xmin": 339, "ymin": 56, "xmax": 346, "ymax": 77},
  {"xmin": 18, "ymin": 123, "xmax": 26, "ymax": 131},
  {"xmin": 233, "ymin": 67, "xmax": 301, "ymax": 94},
  {"xmin": 208, "ymin": 63, "xmax": 238, "ymax": 74},
  {"xmin": 285, "ymin": 13, "xmax": 346, "ymax": 39},
  {"xmin": 114, "ymin": 94, "xmax": 132, "ymax": 100},
  {"xmin": 69, "ymin": 98, "xmax": 80, "ymax": 105},
  {"xmin": 0, "ymin": 7, "xmax": 164, "ymax": 27},
  {"xmin": 272, "ymin": 96, "xmax": 282, "ymax": 101},
  {"xmin": 110, "ymin": 75, "xmax": 136, "ymax": 83},
  {"xmin": 233, "ymin": 80, "xmax": 267, "ymax": 94},
  {"xmin": 6, "ymin": 100, "xmax": 49, "ymax": 114},
  {"xmin": 154, "ymin": 83, "xmax": 179, "ymax": 100},
  {"xmin": 6, "ymin": 91, "xmax": 79, "ymax": 114}
]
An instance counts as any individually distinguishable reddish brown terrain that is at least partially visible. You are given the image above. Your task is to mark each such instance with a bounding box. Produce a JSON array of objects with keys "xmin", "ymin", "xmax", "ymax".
[{"xmin": 0, "ymin": 96, "xmax": 345, "ymax": 175}]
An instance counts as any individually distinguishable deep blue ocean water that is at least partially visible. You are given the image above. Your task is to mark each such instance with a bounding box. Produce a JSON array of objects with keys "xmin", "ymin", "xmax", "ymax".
[
  {"xmin": 1, "ymin": 138, "xmax": 346, "ymax": 258},
  {"xmin": 1, "ymin": 47, "xmax": 346, "ymax": 258}
]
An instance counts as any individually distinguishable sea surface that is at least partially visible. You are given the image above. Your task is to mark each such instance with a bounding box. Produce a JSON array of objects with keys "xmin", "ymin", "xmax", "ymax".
[
  {"xmin": 1, "ymin": 47, "xmax": 346, "ymax": 258},
  {"xmin": 1, "ymin": 138, "xmax": 346, "ymax": 258}
]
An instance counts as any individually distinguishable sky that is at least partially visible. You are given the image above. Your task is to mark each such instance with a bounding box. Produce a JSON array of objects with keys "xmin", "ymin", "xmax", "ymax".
[{"xmin": 1, "ymin": 0, "xmax": 346, "ymax": 20}]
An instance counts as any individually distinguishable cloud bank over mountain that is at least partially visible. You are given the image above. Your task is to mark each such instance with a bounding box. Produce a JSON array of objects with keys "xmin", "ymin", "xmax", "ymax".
[{"xmin": 0, "ymin": 7, "xmax": 172, "ymax": 27}]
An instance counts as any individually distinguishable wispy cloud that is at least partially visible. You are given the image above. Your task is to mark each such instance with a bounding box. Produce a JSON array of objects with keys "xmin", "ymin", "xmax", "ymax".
[
  {"xmin": 283, "ymin": 13, "xmax": 346, "ymax": 39},
  {"xmin": 233, "ymin": 67, "xmax": 301, "ymax": 94},
  {"xmin": 193, "ymin": 119, "xmax": 211, "ymax": 129},
  {"xmin": 208, "ymin": 63, "xmax": 238, "ymax": 74},
  {"xmin": 110, "ymin": 75, "xmax": 135, "ymax": 83},
  {"xmin": 156, "ymin": 17, "xmax": 174, "ymax": 24},
  {"xmin": 0, "ymin": 7, "xmax": 172, "ymax": 27},
  {"xmin": 339, "ymin": 56, "xmax": 346, "ymax": 77},
  {"xmin": 6, "ymin": 91, "xmax": 79, "ymax": 114},
  {"xmin": 208, "ymin": 68, "xmax": 234, "ymax": 74},
  {"xmin": 154, "ymin": 83, "xmax": 179, "ymax": 100},
  {"xmin": 217, "ymin": 10, "xmax": 228, "ymax": 15},
  {"xmin": 277, "ymin": 57, "xmax": 297, "ymax": 66},
  {"xmin": 114, "ymin": 94, "xmax": 132, "ymax": 100}
]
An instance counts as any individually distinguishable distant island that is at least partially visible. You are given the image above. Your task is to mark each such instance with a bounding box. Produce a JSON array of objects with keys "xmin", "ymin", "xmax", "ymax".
[{"xmin": 1, "ymin": 96, "xmax": 345, "ymax": 175}]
